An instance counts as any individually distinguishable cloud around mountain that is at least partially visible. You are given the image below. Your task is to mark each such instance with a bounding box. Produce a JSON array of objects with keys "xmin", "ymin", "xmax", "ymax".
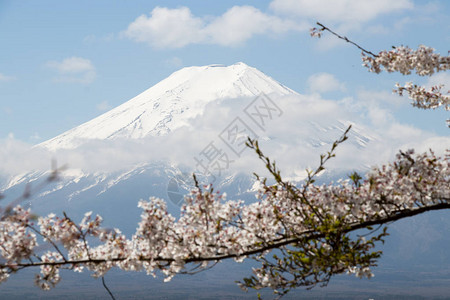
[{"xmin": 1, "ymin": 93, "xmax": 447, "ymax": 182}]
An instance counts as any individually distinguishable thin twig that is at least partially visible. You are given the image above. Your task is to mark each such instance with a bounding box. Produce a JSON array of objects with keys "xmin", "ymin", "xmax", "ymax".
[
  {"xmin": 102, "ymin": 276, "xmax": 116, "ymax": 300},
  {"xmin": 316, "ymin": 22, "xmax": 379, "ymax": 57},
  {"xmin": 27, "ymin": 225, "xmax": 68, "ymax": 262}
]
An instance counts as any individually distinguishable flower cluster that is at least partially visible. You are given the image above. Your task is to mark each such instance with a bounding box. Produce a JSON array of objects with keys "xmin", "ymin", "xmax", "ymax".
[
  {"xmin": 311, "ymin": 22, "xmax": 449, "ymax": 119},
  {"xmin": 0, "ymin": 206, "xmax": 37, "ymax": 262},
  {"xmin": 393, "ymin": 82, "xmax": 449, "ymax": 111},
  {"xmin": 35, "ymin": 251, "xmax": 63, "ymax": 290},
  {"xmin": 361, "ymin": 45, "xmax": 450, "ymax": 76},
  {"xmin": 309, "ymin": 27, "xmax": 324, "ymax": 38}
]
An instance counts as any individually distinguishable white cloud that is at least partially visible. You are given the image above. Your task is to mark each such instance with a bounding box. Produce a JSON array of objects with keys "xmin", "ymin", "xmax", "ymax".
[
  {"xmin": 338, "ymin": 92, "xmax": 398, "ymax": 127},
  {"xmin": 336, "ymin": 88, "xmax": 448, "ymax": 155},
  {"xmin": 83, "ymin": 34, "xmax": 96, "ymax": 43},
  {"xmin": 164, "ymin": 57, "xmax": 183, "ymax": 68},
  {"xmin": 47, "ymin": 57, "xmax": 94, "ymax": 73},
  {"xmin": 270, "ymin": 0, "xmax": 413, "ymax": 26},
  {"xmin": 269, "ymin": 0, "xmax": 414, "ymax": 52},
  {"xmin": 426, "ymin": 72, "xmax": 450, "ymax": 89},
  {"xmin": 122, "ymin": 7, "xmax": 204, "ymax": 48},
  {"xmin": 356, "ymin": 90, "xmax": 406, "ymax": 108},
  {"xmin": 393, "ymin": 16, "xmax": 413, "ymax": 31},
  {"xmin": 384, "ymin": 122, "xmax": 424, "ymax": 142},
  {"xmin": 367, "ymin": 15, "xmax": 427, "ymax": 36},
  {"xmin": 2, "ymin": 107, "xmax": 13, "ymax": 115},
  {"xmin": 366, "ymin": 105, "xmax": 394, "ymax": 126},
  {"xmin": 30, "ymin": 132, "xmax": 41, "ymax": 141},
  {"xmin": 122, "ymin": 6, "xmax": 305, "ymax": 48},
  {"xmin": 405, "ymin": 136, "xmax": 450, "ymax": 154},
  {"xmin": 96, "ymin": 101, "xmax": 111, "ymax": 112},
  {"xmin": 366, "ymin": 24, "xmax": 390, "ymax": 35},
  {"xmin": 0, "ymin": 137, "xmax": 52, "ymax": 176},
  {"xmin": 0, "ymin": 73, "xmax": 16, "ymax": 81},
  {"xmin": 46, "ymin": 57, "xmax": 96, "ymax": 84},
  {"xmin": 307, "ymin": 72, "xmax": 346, "ymax": 93},
  {"xmin": 83, "ymin": 33, "xmax": 115, "ymax": 43},
  {"xmin": 205, "ymin": 6, "xmax": 302, "ymax": 46}
]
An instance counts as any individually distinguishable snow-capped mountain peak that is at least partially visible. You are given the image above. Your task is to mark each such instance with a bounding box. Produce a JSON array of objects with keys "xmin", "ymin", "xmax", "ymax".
[{"xmin": 40, "ymin": 62, "xmax": 297, "ymax": 150}]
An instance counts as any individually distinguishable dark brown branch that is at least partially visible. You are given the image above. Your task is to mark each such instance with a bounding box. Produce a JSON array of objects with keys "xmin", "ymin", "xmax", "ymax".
[
  {"xmin": 315, "ymin": 22, "xmax": 379, "ymax": 57},
  {"xmin": 26, "ymin": 225, "xmax": 68, "ymax": 262},
  {"xmin": 63, "ymin": 212, "xmax": 92, "ymax": 260},
  {"xmin": 102, "ymin": 276, "xmax": 116, "ymax": 300},
  {"xmin": 4, "ymin": 202, "xmax": 449, "ymax": 269}
]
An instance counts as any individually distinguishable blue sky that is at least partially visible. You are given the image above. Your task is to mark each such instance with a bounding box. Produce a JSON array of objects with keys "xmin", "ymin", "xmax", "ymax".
[{"xmin": 0, "ymin": 0, "xmax": 449, "ymax": 144}]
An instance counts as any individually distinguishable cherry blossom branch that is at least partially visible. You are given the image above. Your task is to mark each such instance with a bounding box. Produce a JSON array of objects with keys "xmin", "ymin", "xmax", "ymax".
[
  {"xmin": 311, "ymin": 22, "xmax": 450, "ymax": 121},
  {"xmin": 311, "ymin": 22, "xmax": 378, "ymax": 57},
  {"xmin": 2, "ymin": 201, "xmax": 447, "ymax": 270},
  {"xmin": 394, "ymin": 82, "xmax": 450, "ymax": 110}
]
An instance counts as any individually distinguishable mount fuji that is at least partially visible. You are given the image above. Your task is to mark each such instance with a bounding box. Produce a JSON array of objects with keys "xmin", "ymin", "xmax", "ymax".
[{"xmin": 41, "ymin": 62, "xmax": 296, "ymax": 150}]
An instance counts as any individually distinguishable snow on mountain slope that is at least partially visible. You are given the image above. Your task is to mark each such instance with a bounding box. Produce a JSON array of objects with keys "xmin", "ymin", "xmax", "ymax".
[{"xmin": 40, "ymin": 62, "xmax": 297, "ymax": 150}]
